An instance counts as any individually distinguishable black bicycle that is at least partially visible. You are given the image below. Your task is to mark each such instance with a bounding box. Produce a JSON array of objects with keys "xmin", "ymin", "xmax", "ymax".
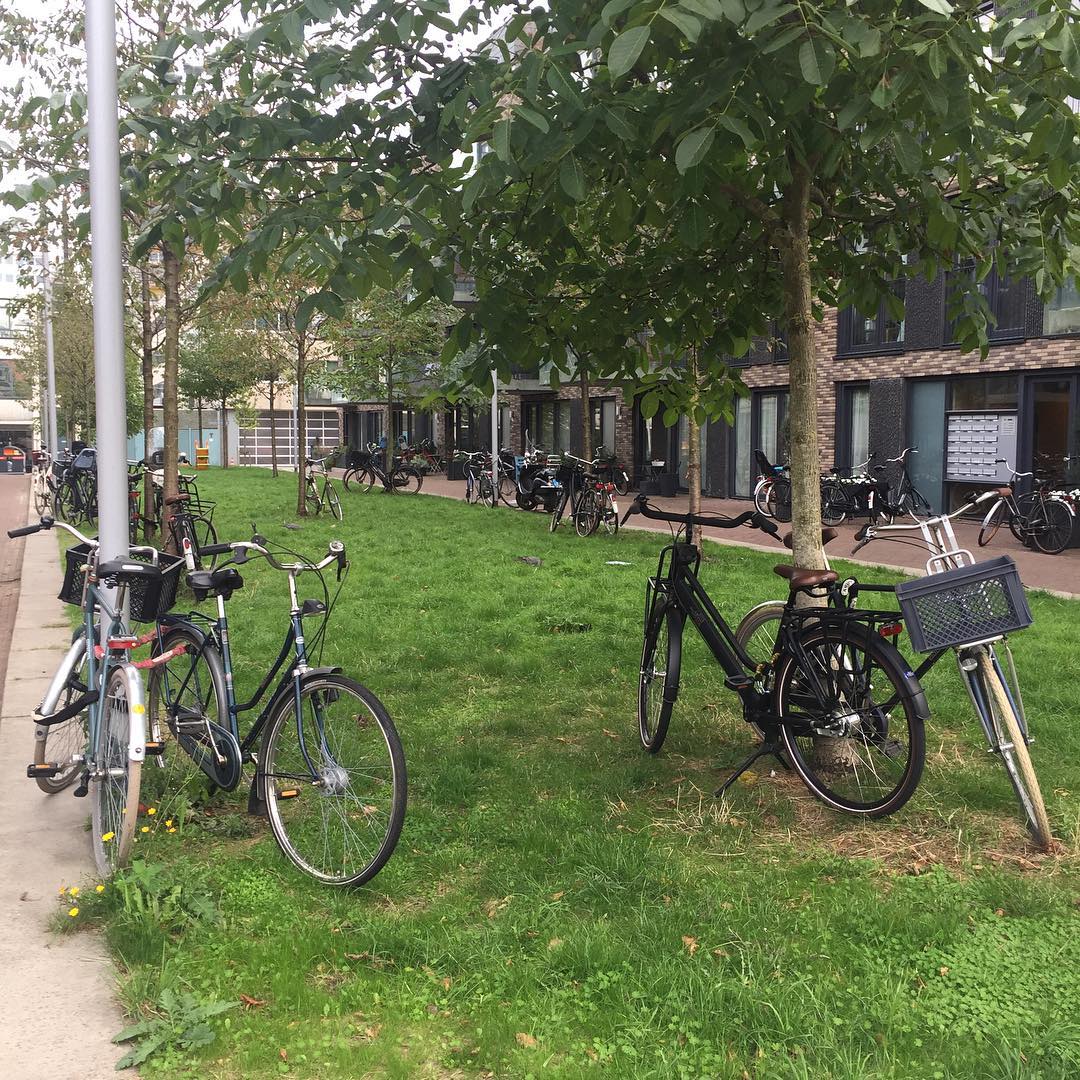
[
  {"xmin": 627, "ymin": 496, "xmax": 928, "ymax": 816},
  {"xmin": 143, "ymin": 532, "xmax": 406, "ymax": 886},
  {"xmin": 343, "ymin": 445, "xmax": 423, "ymax": 495}
]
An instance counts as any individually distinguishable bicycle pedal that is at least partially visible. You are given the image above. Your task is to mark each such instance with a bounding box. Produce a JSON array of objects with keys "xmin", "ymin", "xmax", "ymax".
[
  {"xmin": 276, "ymin": 787, "xmax": 301, "ymax": 800},
  {"xmin": 73, "ymin": 771, "xmax": 90, "ymax": 798},
  {"xmin": 26, "ymin": 762, "xmax": 60, "ymax": 779},
  {"xmin": 144, "ymin": 741, "xmax": 165, "ymax": 757},
  {"xmin": 724, "ymin": 675, "xmax": 755, "ymax": 692}
]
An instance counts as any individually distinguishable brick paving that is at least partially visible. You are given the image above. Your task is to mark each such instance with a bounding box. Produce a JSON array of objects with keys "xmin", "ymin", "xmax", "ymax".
[{"xmin": 397, "ymin": 471, "xmax": 1080, "ymax": 599}]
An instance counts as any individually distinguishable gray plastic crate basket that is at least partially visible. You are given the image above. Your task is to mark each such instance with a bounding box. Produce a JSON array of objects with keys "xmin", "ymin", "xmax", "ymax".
[{"xmin": 894, "ymin": 555, "xmax": 1032, "ymax": 653}]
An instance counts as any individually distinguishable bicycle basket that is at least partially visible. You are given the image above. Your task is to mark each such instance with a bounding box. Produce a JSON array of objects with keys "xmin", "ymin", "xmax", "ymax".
[
  {"xmin": 59, "ymin": 544, "xmax": 184, "ymax": 622},
  {"xmin": 894, "ymin": 555, "xmax": 1032, "ymax": 653}
]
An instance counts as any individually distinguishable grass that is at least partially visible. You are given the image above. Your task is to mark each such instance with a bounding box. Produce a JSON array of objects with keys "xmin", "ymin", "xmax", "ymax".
[{"xmin": 69, "ymin": 467, "xmax": 1080, "ymax": 1078}]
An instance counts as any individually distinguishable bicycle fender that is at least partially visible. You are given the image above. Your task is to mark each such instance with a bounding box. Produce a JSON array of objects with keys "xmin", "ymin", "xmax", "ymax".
[
  {"xmin": 300, "ymin": 666, "xmax": 343, "ymax": 681},
  {"xmin": 154, "ymin": 616, "xmax": 212, "ymax": 650},
  {"xmin": 899, "ymin": 666, "xmax": 931, "ymax": 723},
  {"xmin": 37, "ymin": 634, "xmax": 88, "ymax": 717},
  {"xmin": 116, "ymin": 663, "xmax": 148, "ymax": 764}
]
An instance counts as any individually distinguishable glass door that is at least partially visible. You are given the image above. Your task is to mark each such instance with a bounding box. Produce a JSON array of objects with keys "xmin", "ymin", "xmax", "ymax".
[{"xmin": 1029, "ymin": 376, "xmax": 1077, "ymax": 485}]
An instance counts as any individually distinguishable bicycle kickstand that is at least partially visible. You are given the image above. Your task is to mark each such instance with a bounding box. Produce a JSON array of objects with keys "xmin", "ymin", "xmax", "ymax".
[{"xmin": 714, "ymin": 741, "xmax": 788, "ymax": 798}]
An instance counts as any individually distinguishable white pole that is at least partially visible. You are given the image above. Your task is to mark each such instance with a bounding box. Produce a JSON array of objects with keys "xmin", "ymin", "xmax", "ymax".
[
  {"xmin": 40, "ymin": 251, "xmax": 59, "ymax": 454},
  {"xmin": 490, "ymin": 369, "xmax": 499, "ymax": 506},
  {"xmin": 85, "ymin": 0, "xmax": 128, "ymax": 563}
]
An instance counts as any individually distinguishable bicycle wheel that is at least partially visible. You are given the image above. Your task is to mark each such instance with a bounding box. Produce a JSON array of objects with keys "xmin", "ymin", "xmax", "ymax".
[
  {"xmin": 906, "ymin": 486, "xmax": 933, "ymax": 522},
  {"xmin": 259, "ymin": 674, "xmax": 407, "ymax": 886},
  {"xmin": 548, "ymin": 488, "xmax": 565, "ymax": 531},
  {"xmin": 820, "ymin": 481, "xmax": 846, "ymax": 526},
  {"xmin": 145, "ymin": 626, "xmax": 233, "ymax": 816},
  {"xmin": 614, "ymin": 470, "xmax": 629, "ymax": 498},
  {"xmin": 599, "ymin": 492, "xmax": 619, "ymax": 536},
  {"xmin": 480, "ymin": 474, "xmax": 497, "ymax": 508},
  {"xmin": 498, "ymin": 474, "xmax": 517, "ymax": 505},
  {"xmin": 1031, "ymin": 498, "xmax": 1073, "ymax": 555},
  {"xmin": 574, "ymin": 489, "xmax": 601, "ymax": 537},
  {"xmin": 767, "ymin": 477, "xmax": 793, "ymax": 523},
  {"xmin": 342, "ymin": 468, "xmax": 361, "ymax": 493},
  {"xmin": 391, "ymin": 466, "xmax": 423, "ymax": 494},
  {"xmin": 978, "ymin": 499, "xmax": 1009, "ymax": 547},
  {"xmin": 753, "ymin": 479, "xmax": 773, "ymax": 517},
  {"xmin": 1010, "ymin": 493, "xmax": 1037, "ymax": 543},
  {"xmin": 33, "ymin": 476, "xmax": 50, "ymax": 515},
  {"xmin": 734, "ymin": 601, "xmax": 785, "ymax": 738},
  {"xmin": 91, "ymin": 666, "xmax": 144, "ymax": 877},
  {"xmin": 638, "ymin": 597, "xmax": 683, "ymax": 753},
  {"xmin": 774, "ymin": 623, "xmax": 925, "ymax": 816},
  {"xmin": 326, "ymin": 483, "xmax": 343, "ymax": 521},
  {"xmin": 53, "ymin": 482, "xmax": 75, "ymax": 521},
  {"xmin": 974, "ymin": 651, "xmax": 1052, "ymax": 850},
  {"xmin": 190, "ymin": 515, "xmax": 219, "ymax": 569},
  {"xmin": 464, "ymin": 472, "xmax": 478, "ymax": 504},
  {"xmin": 34, "ymin": 627, "xmax": 93, "ymax": 794}
]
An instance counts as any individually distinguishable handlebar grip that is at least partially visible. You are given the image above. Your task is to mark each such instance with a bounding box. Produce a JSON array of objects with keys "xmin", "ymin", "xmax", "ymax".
[
  {"xmin": 199, "ymin": 543, "xmax": 233, "ymax": 556},
  {"xmin": 620, "ymin": 496, "xmax": 643, "ymax": 526},
  {"xmin": 851, "ymin": 539, "xmax": 870, "ymax": 555},
  {"xmin": 750, "ymin": 512, "xmax": 780, "ymax": 538},
  {"xmin": 7, "ymin": 516, "xmax": 53, "ymax": 538}
]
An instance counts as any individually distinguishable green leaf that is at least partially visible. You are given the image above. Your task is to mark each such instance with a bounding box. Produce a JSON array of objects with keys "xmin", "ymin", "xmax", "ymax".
[
  {"xmin": 675, "ymin": 126, "xmax": 715, "ymax": 172},
  {"xmin": 679, "ymin": 0, "xmax": 725, "ymax": 21},
  {"xmin": 715, "ymin": 113, "xmax": 756, "ymax": 149},
  {"xmin": 1002, "ymin": 13, "xmax": 1058, "ymax": 51},
  {"xmin": 601, "ymin": 0, "xmax": 635, "ymax": 25},
  {"xmin": 798, "ymin": 36, "xmax": 835, "ymax": 86},
  {"xmin": 1048, "ymin": 155, "xmax": 1070, "ymax": 192},
  {"xmin": 659, "ymin": 8, "xmax": 702, "ymax": 41},
  {"xmin": 514, "ymin": 105, "xmax": 549, "ymax": 133},
  {"xmin": 678, "ymin": 201, "xmax": 707, "ymax": 249},
  {"xmin": 893, "ymin": 131, "xmax": 922, "ymax": 174},
  {"xmin": 546, "ymin": 64, "xmax": 583, "ymax": 107},
  {"xmin": 745, "ymin": 3, "xmax": 794, "ymax": 36},
  {"xmin": 603, "ymin": 107, "xmax": 637, "ymax": 141},
  {"xmin": 559, "ymin": 152, "xmax": 586, "ymax": 200},
  {"xmin": 493, "ymin": 115, "xmax": 512, "ymax": 163},
  {"xmin": 761, "ymin": 24, "xmax": 806, "ymax": 55},
  {"xmin": 608, "ymin": 26, "xmax": 650, "ymax": 79},
  {"xmin": 719, "ymin": 0, "xmax": 745, "ymax": 23},
  {"xmin": 1049, "ymin": 22, "xmax": 1080, "ymax": 80},
  {"xmin": 927, "ymin": 41, "xmax": 945, "ymax": 79},
  {"xmin": 914, "ymin": 0, "xmax": 953, "ymax": 15}
]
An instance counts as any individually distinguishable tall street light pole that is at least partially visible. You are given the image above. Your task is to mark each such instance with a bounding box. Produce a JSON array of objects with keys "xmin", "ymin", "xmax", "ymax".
[
  {"xmin": 490, "ymin": 369, "xmax": 499, "ymax": 506},
  {"xmin": 85, "ymin": 0, "xmax": 129, "ymax": 563},
  {"xmin": 40, "ymin": 250, "xmax": 59, "ymax": 454}
]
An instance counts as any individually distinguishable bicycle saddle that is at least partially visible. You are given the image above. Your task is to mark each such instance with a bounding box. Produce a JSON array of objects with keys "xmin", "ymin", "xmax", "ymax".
[
  {"xmin": 773, "ymin": 564, "xmax": 838, "ymax": 588},
  {"xmin": 996, "ymin": 487, "xmax": 1012, "ymax": 497},
  {"xmin": 187, "ymin": 566, "xmax": 244, "ymax": 600},
  {"xmin": 782, "ymin": 527, "xmax": 838, "ymax": 550},
  {"xmin": 164, "ymin": 493, "xmax": 191, "ymax": 506}
]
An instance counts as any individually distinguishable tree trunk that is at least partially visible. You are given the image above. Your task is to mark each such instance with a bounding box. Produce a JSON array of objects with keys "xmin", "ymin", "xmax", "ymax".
[
  {"xmin": 268, "ymin": 378, "xmax": 278, "ymax": 478},
  {"xmin": 296, "ymin": 332, "xmax": 308, "ymax": 515},
  {"xmin": 778, "ymin": 159, "xmax": 826, "ymax": 573},
  {"xmin": 197, "ymin": 399, "xmax": 203, "ymax": 444},
  {"xmin": 384, "ymin": 358, "xmax": 395, "ymax": 471},
  {"xmin": 579, "ymin": 369, "xmax": 592, "ymax": 462},
  {"xmin": 140, "ymin": 264, "xmax": 156, "ymax": 541},
  {"xmin": 686, "ymin": 347, "xmax": 702, "ymax": 549},
  {"xmin": 161, "ymin": 242, "xmax": 182, "ymax": 550},
  {"xmin": 220, "ymin": 399, "xmax": 229, "ymax": 468}
]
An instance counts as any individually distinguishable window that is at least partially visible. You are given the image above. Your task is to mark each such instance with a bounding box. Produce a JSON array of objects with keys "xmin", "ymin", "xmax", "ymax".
[
  {"xmin": 523, "ymin": 400, "xmax": 570, "ymax": 452},
  {"xmin": 0, "ymin": 362, "xmax": 14, "ymax": 398},
  {"xmin": 838, "ymin": 281, "xmax": 906, "ymax": 353},
  {"xmin": 0, "ymin": 303, "xmax": 15, "ymax": 339},
  {"xmin": 591, "ymin": 398, "xmax": 616, "ymax": 455},
  {"xmin": 838, "ymin": 384, "xmax": 870, "ymax": 470},
  {"xmin": 946, "ymin": 260, "xmax": 1025, "ymax": 342},
  {"xmin": 1043, "ymin": 278, "xmax": 1080, "ymax": 335},
  {"xmin": 949, "ymin": 375, "xmax": 1017, "ymax": 411}
]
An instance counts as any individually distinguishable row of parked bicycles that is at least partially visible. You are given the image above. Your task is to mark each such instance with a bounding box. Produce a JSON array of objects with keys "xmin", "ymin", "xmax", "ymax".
[
  {"xmin": 754, "ymin": 446, "xmax": 1077, "ymax": 554},
  {"xmin": 456, "ymin": 440, "xmax": 630, "ymax": 538}
]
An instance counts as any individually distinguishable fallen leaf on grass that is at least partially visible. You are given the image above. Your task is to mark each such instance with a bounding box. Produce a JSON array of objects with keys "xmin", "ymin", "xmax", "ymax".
[
  {"xmin": 939, "ymin": 966, "xmax": 950, "ymax": 977},
  {"xmin": 682, "ymin": 935, "xmax": 699, "ymax": 956},
  {"xmin": 548, "ymin": 937, "xmax": 563, "ymax": 950},
  {"xmin": 550, "ymin": 890, "xmax": 565, "ymax": 901},
  {"xmin": 602, "ymin": 729, "xmax": 620, "ymax": 739},
  {"xmin": 279, "ymin": 1048, "xmax": 288, "ymax": 1062},
  {"xmin": 239, "ymin": 995, "xmax": 267, "ymax": 1008},
  {"xmin": 515, "ymin": 1032, "xmax": 538, "ymax": 1049}
]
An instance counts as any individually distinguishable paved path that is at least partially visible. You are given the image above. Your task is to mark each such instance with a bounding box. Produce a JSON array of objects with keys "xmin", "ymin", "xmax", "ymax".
[
  {"xmin": 401, "ymin": 472, "xmax": 1080, "ymax": 598},
  {"xmin": 0, "ymin": 475, "xmax": 130, "ymax": 1078}
]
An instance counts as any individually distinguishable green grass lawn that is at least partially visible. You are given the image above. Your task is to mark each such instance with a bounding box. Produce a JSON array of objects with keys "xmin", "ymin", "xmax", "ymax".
[{"xmin": 73, "ymin": 468, "xmax": 1080, "ymax": 1078}]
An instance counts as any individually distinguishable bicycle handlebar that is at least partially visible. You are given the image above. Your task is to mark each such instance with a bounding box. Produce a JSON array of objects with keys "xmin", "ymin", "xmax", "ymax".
[
  {"xmin": 206, "ymin": 537, "xmax": 345, "ymax": 575},
  {"xmin": 885, "ymin": 446, "xmax": 918, "ymax": 464},
  {"xmin": 851, "ymin": 489, "xmax": 1000, "ymax": 553},
  {"xmin": 620, "ymin": 494, "xmax": 780, "ymax": 538}
]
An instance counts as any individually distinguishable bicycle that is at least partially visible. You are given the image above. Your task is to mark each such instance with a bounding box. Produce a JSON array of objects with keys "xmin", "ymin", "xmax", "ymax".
[
  {"xmin": 304, "ymin": 455, "xmax": 344, "ymax": 520},
  {"xmin": 626, "ymin": 496, "xmax": 928, "ymax": 816},
  {"xmin": 884, "ymin": 447, "xmax": 933, "ymax": 521},
  {"xmin": 343, "ymin": 445, "xmax": 423, "ymax": 495},
  {"xmin": 31, "ymin": 450, "xmax": 53, "ymax": 515},
  {"xmin": 401, "ymin": 437, "xmax": 445, "ymax": 475},
  {"xmin": 977, "ymin": 460, "xmax": 1074, "ymax": 555},
  {"xmin": 752, "ymin": 450, "xmax": 790, "ymax": 519},
  {"xmin": 7, "ymin": 515, "xmax": 184, "ymax": 876},
  {"xmin": 852, "ymin": 493, "xmax": 1053, "ymax": 848},
  {"xmin": 548, "ymin": 454, "xmax": 592, "ymax": 533},
  {"xmin": 820, "ymin": 454, "xmax": 897, "ymax": 527},
  {"xmin": 456, "ymin": 450, "xmax": 491, "ymax": 505},
  {"xmin": 144, "ymin": 532, "xmax": 407, "ymax": 886},
  {"xmin": 575, "ymin": 476, "xmax": 621, "ymax": 537}
]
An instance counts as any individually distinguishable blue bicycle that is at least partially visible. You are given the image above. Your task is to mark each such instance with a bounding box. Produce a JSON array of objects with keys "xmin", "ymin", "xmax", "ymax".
[{"xmin": 143, "ymin": 531, "xmax": 406, "ymax": 887}]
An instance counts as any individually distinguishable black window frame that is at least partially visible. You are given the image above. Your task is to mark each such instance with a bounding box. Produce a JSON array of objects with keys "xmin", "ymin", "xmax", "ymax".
[
  {"xmin": 945, "ymin": 259, "xmax": 1026, "ymax": 345},
  {"xmin": 837, "ymin": 282, "xmax": 907, "ymax": 356}
]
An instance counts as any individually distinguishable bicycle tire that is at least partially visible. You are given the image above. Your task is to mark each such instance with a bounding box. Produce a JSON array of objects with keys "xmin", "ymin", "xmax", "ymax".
[
  {"xmin": 391, "ymin": 466, "xmax": 423, "ymax": 495},
  {"xmin": 976, "ymin": 651, "xmax": 1052, "ymax": 850},
  {"xmin": 753, "ymin": 479, "xmax": 773, "ymax": 518},
  {"xmin": 498, "ymin": 475, "xmax": 517, "ymax": 505},
  {"xmin": 33, "ymin": 478, "xmax": 50, "ymax": 516},
  {"xmin": 342, "ymin": 468, "xmax": 362, "ymax": 493},
  {"xmin": 259, "ymin": 673, "xmax": 407, "ymax": 887},
  {"xmin": 978, "ymin": 499, "xmax": 1008, "ymax": 547},
  {"xmin": 480, "ymin": 474, "xmax": 497, "ymax": 509},
  {"xmin": 91, "ymin": 666, "xmax": 144, "ymax": 877},
  {"xmin": 768, "ymin": 477, "xmax": 793, "ymax": 523},
  {"xmin": 638, "ymin": 598, "xmax": 682, "ymax": 753},
  {"xmin": 548, "ymin": 488, "xmax": 565, "ymax": 531},
  {"xmin": 1031, "ymin": 498, "xmax": 1073, "ymax": 555},
  {"xmin": 326, "ymin": 483, "xmax": 343, "ymax": 521},
  {"xmin": 305, "ymin": 479, "xmax": 323, "ymax": 515},
  {"xmin": 820, "ymin": 481, "xmax": 846, "ymax": 527},
  {"xmin": 191, "ymin": 515, "xmax": 219, "ymax": 570},
  {"xmin": 575, "ymin": 489, "xmax": 601, "ymax": 537},
  {"xmin": 614, "ymin": 471, "xmax": 629, "ymax": 498},
  {"xmin": 907, "ymin": 486, "xmax": 933, "ymax": 522},
  {"xmin": 1010, "ymin": 493, "xmax": 1037, "ymax": 543},
  {"xmin": 734, "ymin": 601, "xmax": 785, "ymax": 739},
  {"xmin": 774, "ymin": 622, "xmax": 925, "ymax": 816},
  {"xmin": 34, "ymin": 627, "xmax": 92, "ymax": 794},
  {"xmin": 464, "ymin": 472, "xmax": 478, "ymax": 504},
  {"xmin": 600, "ymin": 492, "xmax": 619, "ymax": 536}
]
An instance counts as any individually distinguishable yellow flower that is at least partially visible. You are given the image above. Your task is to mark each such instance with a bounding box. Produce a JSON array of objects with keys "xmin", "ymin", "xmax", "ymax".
[
  {"xmin": 167, "ymin": 827, "xmax": 177, "ymax": 834},
  {"xmin": 58, "ymin": 884, "xmax": 66, "ymax": 895},
  {"xmin": 165, "ymin": 819, "xmax": 173, "ymax": 827},
  {"xmin": 147, "ymin": 807, "xmax": 156, "ymax": 816},
  {"xmin": 68, "ymin": 907, "xmax": 79, "ymax": 917},
  {"xmin": 101, "ymin": 832, "xmax": 115, "ymax": 842},
  {"xmin": 68, "ymin": 887, "xmax": 79, "ymax": 897},
  {"xmin": 140, "ymin": 826, "xmax": 150, "ymax": 834},
  {"xmin": 95, "ymin": 885, "xmax": 105, "ymax": 894}
]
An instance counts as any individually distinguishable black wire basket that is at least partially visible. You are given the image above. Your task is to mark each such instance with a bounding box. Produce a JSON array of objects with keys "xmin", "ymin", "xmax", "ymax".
[
  {"xmin": 894, "ymin": 555, "xmax": 1033, "ymax": 653},
  {"xmin": 59, "ymin": 543, "xmax": 185, "ymax": 623}
]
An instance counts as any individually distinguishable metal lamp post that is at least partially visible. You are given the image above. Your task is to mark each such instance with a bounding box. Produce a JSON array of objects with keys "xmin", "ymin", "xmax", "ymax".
[
  {"xmin": 490, "ymin": 368, "xmax": 499, "ymax": 505},
  {"xmin": 40, "ymin": 251, "xmax": 59, "ymax": 454},
  {"xmin": 85, "ymin": 0, "xmax": 129, "ymax": 563}
]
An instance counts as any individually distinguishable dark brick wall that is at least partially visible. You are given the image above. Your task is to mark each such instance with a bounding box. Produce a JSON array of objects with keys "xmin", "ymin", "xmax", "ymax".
[{"xmin": 868, "ymin": 378, "xmax": 905, "ymax": 464}]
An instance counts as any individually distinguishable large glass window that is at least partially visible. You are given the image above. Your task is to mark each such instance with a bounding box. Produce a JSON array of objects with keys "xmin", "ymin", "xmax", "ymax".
[
  {"xmin": 947, "ymin": 261, "xmax": 1025, "ymax": 342},
  {"xmin": 591, "ymin": 398, "xmax": 617, "ymax": 455},
  {"xmin": 0, "ymin": 362, "xmax": 14, "ymax": 398},
  {"xmin": 949, "ymin": 375, "xmax": 1017, "ymax": 411},
  {"xmin": 1043, "ymin": 278, "xmax": 1080, "ymax": 335},
  {"xmin": 838, "ymin": 281, "xmax": 906, "ymax": 353},
  {"xmin": 732, "ymin": 395, "xmax": 751, "ymax": 498},
  {"xmin": 839, "ymin": 384, "xmax": 870, "ymax": 470},
  {"xmin": 1031, "ymin": 379, "xmax": 1073, "ymax": 478}
]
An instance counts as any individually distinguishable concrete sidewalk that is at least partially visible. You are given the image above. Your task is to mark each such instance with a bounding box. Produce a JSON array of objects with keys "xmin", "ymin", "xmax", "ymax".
[{"xmin": 0, "ymin": 480, "xmax": 129, "ymax": 1079}]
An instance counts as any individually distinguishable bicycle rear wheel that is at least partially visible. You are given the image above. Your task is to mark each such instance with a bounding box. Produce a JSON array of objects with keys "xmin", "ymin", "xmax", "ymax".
[
  {"xmin": 734, "ymin": 601, "xmax": 785, "ymax": 739},
  {"xmin": 391, "ymin": 466, "xmax": 423, "ymax": 494},
  {"xmin": 820, "ymin": 481, "xmax": 846, "ymax": 526},
  {"xmin": 259, "ymin": 674, "xmax": 407, "ymax": 886},
  {"xmin": 91, "ymin": 666, "xmax": 144, "ymax": 877},
  {"xmin": 574, "ymin": 489, "xmax": 600, "ymax": 537},
  {"xmin": 599, "ymin": 492, "xmax": 619, "ymax": 536},
  {"xmin": 638, "ymin": 597, "xmax": 682, "ymax": 753},
  {"xmin": 480, "ymin": 474, "xmax": 497, "ymax": 508},
  {"xmin": 775, "ymin": 623, "xmax": 925, "ymax": 816},
  {"xmin": 1030, "ymin": 498, "xmax": 1073, "ymax": 555},
  {"xmin": 975, "ymin": 651, "xmax": 1052, "ymax": 850},
  {"xmin": 906, "ymin": 486, "xmax": 933, "ymax": 522},
  {"xmin": 34, "ymin": 627, "xmax": 92, "ymax": 794},
  {"xmin": 768, "ymin": 477, "xmax": 793, "ymax": 523},
  {"xmin": 305, "ymin": 480, "xmax": 323, "ymax": 515},
  {"xmin": 1010, "ymin": 493, "xmax": 1037, "ymax": 542},
  {"xmin": 978, "ymin": 499, "xmax": 1008, "ymax": 547},
  {"xmin": 753, "ymin": 480, "xmax": 773, "ymax": 518},
  {"xmin": 326, "ymin": 483, "xmax": 343, "ymax": 521}
]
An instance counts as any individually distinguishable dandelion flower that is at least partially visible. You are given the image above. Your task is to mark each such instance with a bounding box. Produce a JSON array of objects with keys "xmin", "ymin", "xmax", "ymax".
[
  {"xmin": 167, "ymin": 827, "xmax": 176, "ymax": 834},
  {"xmin": 101, "ymin": 832, "xmax": 115, "ymax": 842},
  {"xmin": 58, "ymin": 884, "xmax": 66, "ymax": 895},
  {"xmin": 165, "ymin": 819, "xmax": 173, "ymax": 827},
  {"xmin": 68, "ymin": 887, "xmax": 79, "ymax": 897},
  {"xmin": 68, "ymin": 907, "xmax": 79, "ymax": 917},
  {"xmin": 140, "ymin": 826, "xmax": 150, "ymax": 834},
  {"xmin": 147, "ymin": 807, "xmax": 156, "ymax": 816},
  {"xmin": 95, "ymin": 885, "xmax": 105, "ymax": 894}
]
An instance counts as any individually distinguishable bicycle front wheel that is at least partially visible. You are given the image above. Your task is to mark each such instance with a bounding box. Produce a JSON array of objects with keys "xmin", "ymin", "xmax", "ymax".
[
  {"xmin": 975, "ymin": 651, "xmax": 1052, "ymax": 850},
  {"xmin": 734, "ymin": 601, "xmax": 785, "ymax": 738},
  {"xmin": 326, "ymin": 483, "xmax": 343, "ymax": 521},
  {"xmin": 305, "ymin": 480, "xmax": 323, "ymax": 515},
  {"xmin": 391, "ymin": 466, "xmax": 423, "ymax": 495},
  {"xmin": 35, "ymin": 627, "xmax": 93, "ymax": 794},
  {"xmin": 775, "ymin": 623, "xmax": 925, "ymax": 816},
  {"xmin": 574, "ymin": 489, "xmax": 600, "ymax": 537},
  {"xmin": 978, "ymin": 499, "xmax": 1008, "ymax": 547},
  {"xmin": 91, "ymin": 666, "xmax": 144, "ymax": 877},
  {"xmin": 753, "ymin": 480, "xmax": 773, "ymax": 517},
  {"xmin": 260, "ymin": 674, "xmax": 407, "ymax": 886},
  {"xmin": 480, "ymin": 474, "xmax": 498, "ymax": 509},
  {"xmin": 599, "ymin": 493, "xmax": 619, "ymax": 536},
  {"xmin": 1031, "ymin": 498, "xmax": 1073, "ymax": 555},
  {"xmin": 638, "ymin": 598, "xmax": 682, "ymax": 753},
  {"xmin": 820, "ymin": 481, "xmax": 846, "ymax": 526}
]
